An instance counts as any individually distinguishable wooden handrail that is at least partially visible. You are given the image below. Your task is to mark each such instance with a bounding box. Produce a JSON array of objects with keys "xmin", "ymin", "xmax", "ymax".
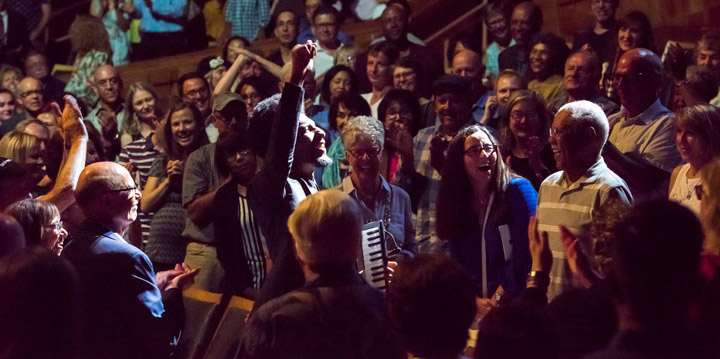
[{"xmin": 423, "ymin": 2, "xmax": 487, "ymax": 44}]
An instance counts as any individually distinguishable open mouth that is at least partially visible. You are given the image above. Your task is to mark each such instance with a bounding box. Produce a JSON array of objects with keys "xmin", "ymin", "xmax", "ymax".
[{"xmin": 477, "ymin": 164, "xmax": 492, "ymax": 172}]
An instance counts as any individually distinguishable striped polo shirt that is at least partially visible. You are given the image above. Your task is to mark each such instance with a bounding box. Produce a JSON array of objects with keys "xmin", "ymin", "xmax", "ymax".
[
  {"xmin": 536, "ymin": 158, "xmax": 632, "ymax": 300},
  {"xmin": 119, "ymin": 134, "xmax": 160, "ymax": 245}
]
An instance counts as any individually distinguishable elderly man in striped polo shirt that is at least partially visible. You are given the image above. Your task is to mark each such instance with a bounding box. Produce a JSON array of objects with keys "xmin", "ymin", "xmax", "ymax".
[{"xmin": 536, "ymin": 100, "xmax": 632, "ymax": 300}]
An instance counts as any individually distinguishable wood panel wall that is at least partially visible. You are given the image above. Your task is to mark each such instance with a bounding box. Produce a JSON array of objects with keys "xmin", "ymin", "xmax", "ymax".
[{"xmin": 537, "ymin": 0, "xmax": 720, "ymax": 48}]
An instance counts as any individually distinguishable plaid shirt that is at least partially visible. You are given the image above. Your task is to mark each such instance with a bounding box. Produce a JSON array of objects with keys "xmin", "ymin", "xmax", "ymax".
[
  {"xmin": 225, "ymin": 0, "xmax": 269, "ymax": 41},
  {"xmin": 394, "ymin": 125, "xmax": 445, "ymax": 253}
]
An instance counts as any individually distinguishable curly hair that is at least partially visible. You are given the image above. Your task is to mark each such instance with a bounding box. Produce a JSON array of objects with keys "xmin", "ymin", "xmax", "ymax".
[
  {"xmin": 529, "ymin": 33, "xmax": 571, "ymax": 78},
  {"xmin": 377, "ymin": 89, "xmax": 422, "ymax": 136},
  {"xmin": 68, "ymin": 15, "xmax": 112, "ymax": 58}
]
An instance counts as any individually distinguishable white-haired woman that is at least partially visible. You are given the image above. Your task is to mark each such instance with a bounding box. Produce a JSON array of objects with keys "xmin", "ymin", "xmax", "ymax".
[{"xmin": 336, "ymin": 116, "xmax": 417, "ymax": 260}]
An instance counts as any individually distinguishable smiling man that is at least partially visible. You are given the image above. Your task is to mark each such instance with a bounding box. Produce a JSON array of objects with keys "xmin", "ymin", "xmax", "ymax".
[
  {"xmin": 551, "ymin": 49, "xmax": 619, "ymax": 116},
  {"xmin": 246, "ymin": 41, "xmax": 328, "ymax": 308},
  {"xmin": 268, "ymin": 10, "xmax": 300, "ymax": 67},
  {"xmin": 63, "ymin": 161, "xmax": 198, "ymax": 359},
  {"xmin": 394, "ymin": 75, "xmax": 474, "ymax": 253},
  {"xmin": 1, "ymin": 77, "xmax": 45, "ymax": 134},
  {"xmin": 537, "ymin": 100, "xmax": 631, "ymax": 300},
  {"xmin": 498, "ymin": 1, "xmax": 543, "ymax": 79}
]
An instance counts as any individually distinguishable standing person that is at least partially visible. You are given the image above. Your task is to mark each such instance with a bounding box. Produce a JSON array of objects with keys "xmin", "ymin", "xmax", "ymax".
[
  {"xmin": 363, "ymin": 42, "xmax": 399, "ymax": 118},
  {"xmin": 603, "ymin": 49, "xmax": 680, "ymax": 199},
  {"xmin": 338, "ymin": 115, "xmax": 417, "ymax": 260},
  {"xmin": 600, "ymin": 11, "xmax": 656, "ymax": 101},
  {"xmin": 248, "ymin": 41, "xmax": 332, "ymax": 307},
  {"xmin": 22, "ymin": 50, "xmax": 66, "ymax": 106},
  {"xmin": 64, "ymin": 15, "xmax": 112, "ymax": 108},
  {"xmin": 437, "ymin": 125, "xmax": 535, "ymax": 302},
  {"xmin": 119, "ymin": 82, "xmax": 162, "ymax": 246},
  {"xmin": 5, "ymin": 0, "xmax": 50, "ymax": 46},
  {"xmin": 142, "ymin": 103, "xmax": 209, "ymax": 271},
  {"xmin": 500, "ymin": 90, "xmax": 555, "ymax": 190},
  {"xmin": 62, "ymin": 162, "xmax": 198, "ymax": 359},
  {"xmin": 394, "ymin": 75, "xmax": 474, "ymax": 253},
  {"xmin": 377, "ymin": 88, "xmax": 422, "ymax": 182},
  {"xmin": 572, "ymin": 0, "xmax": 619, "ymax": 65},
  {"xmin": 483, "ymin": 3, "xmax": 516, "ymax": 76},
  {"xmin": 498, "ymin": 2, "xmax": 543, "ymax": 79},
  {"xmin": 551, "ymin": 49, "xmax": 619, "ymax": 116},
  {"xmin": 90, "ymin": 0, "xmax": 133, "ymax": 66},
  {"xmin": 238, "ymin": 190, "xmax": 405, "ymax": 359},
  {"xmin": 267, "ymin": 10, "xmax": 300, "ymax": 66},
  {"xmin": 538, "ymin": 101, "xmax": 631, "ymax": 300},
  {"xmin": 86, "ymin": 64, "xmax": 127, "ymax": 158},
  {"xmin": 451, "ymin": 49, "xmax": 492, "ymax": 123},
  {"xmin": 668, "ymin": 104, "xmax": 720, "ymax": 215},
  {"xmin": 212, "ymin": 127, "xmax": 266, "ymax": 299},
  {"xmin": 224, "ymin": 0, "xmax": 269, "ymax": 42},
  {"xmin": 180, "ymin": 92, "xmax": 247, "ymax": 292},
  {"xmin": 527, "ymin": 33, "xmax": 571, "ymax": 104},
  {"xmin": 133, "ymin": 0, "xmax": 187, "ymax": 60},
  {"xmin": 321, "ymin": 93, "xmax": 371, "ymax": 188},
  {"xmin": 310, "ymin": 5, "xmax": 345, "ymax": 79}
]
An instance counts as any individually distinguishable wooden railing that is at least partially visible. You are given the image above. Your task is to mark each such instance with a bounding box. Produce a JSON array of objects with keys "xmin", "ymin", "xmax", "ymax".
[{"xmin": 113, "ymin": 0, "xmax": 480, "ymax": 98}]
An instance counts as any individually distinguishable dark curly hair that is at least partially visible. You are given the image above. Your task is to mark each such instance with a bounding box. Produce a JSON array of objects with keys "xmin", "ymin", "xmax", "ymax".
[
  {"xmin": 377, "ymin": 89, "xmax": 422, "ymax": 136},
  {"xmin": 529, "ymin": 32, "xmax": 571, "ymax": 78}
]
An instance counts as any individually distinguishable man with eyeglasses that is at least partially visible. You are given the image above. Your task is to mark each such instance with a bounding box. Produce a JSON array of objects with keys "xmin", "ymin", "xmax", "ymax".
[
  {"xmin": 1, "ymin": 76, "xmax": 45, "ymax": 135},
  {"xmin": 63, "ymin": 161, "xmax": 198, "ymax": 359},
  {"xmin": 310, "ymin": 5, "xmax": 343, "ymax": 79},
  {"xmin": 86, "ymin": 64, "xmax": 127, "ymax": 159},
  {"xmin": 537, "ymin": 100, "xmax": 631, "ymax": 300},
  {"xmin": 180, "ymin": 92, "xmax": 246, "ymax": 292},
  {"xmin": 178, "ymin": 72, "xmax": 213, "ymax": 126},
  {"xmin": 603, "ymin": 48, "xmax": 681, "ymax": 199}
]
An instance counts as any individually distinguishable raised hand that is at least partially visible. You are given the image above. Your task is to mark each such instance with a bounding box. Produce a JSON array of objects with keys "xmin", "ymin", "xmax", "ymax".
[
  {"xmin": 51, "ymin": 95, "xmax": 88, "ymax": 143},
  {"xmin": 97, "ymin": 109, "xmax": 118, "ymax": 140},
  {"xmin": 290, "ymin": 41, "xmax": 317, "ymax": 86}
]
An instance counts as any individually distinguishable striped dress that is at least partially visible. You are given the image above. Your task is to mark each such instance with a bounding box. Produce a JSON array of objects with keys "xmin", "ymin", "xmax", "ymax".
[
  {"xmin": 118, "ymin": 134, "xmax": 160, "ymax": 246},
  {"xmin": 237, "ymin": 194, "xmax": 267, "ymax": 289}
]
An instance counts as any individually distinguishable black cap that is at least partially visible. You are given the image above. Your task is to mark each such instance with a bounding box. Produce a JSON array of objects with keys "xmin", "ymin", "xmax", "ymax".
[
  {"xmin": 431, "ymin": 75, "xmax": 472, "ymax": 96},
  {"xmin": 0, "ymin": 157, "xmax": 45, "ymax": 181}
]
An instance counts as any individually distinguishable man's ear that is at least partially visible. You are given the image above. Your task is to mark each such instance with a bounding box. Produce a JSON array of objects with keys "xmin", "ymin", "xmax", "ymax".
[{"xmin": 585, "ymin": 126, "xmax": 597, "ymax": 142}]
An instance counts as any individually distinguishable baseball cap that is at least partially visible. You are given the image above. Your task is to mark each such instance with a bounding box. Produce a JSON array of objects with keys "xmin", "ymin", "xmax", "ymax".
[
  {"xmin": 212, "ymin": 92, "xmax": 244, "ymax": 113},
  {"xmin": 0, "ymin": 157, "xmax": 45, "ymax": 181},
  {"xmin": 431, "ymin": 75, "xmax": 472, "ymax": 96}
]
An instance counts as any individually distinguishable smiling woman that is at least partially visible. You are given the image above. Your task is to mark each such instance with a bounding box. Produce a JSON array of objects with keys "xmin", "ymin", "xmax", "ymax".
[
  {"xmin": 141, "ymin": 102, "xmax": 209, "ymax": 271},
  {"xmin": 437, "ymin": 125, "xmax": 536, "ymax": 301}
]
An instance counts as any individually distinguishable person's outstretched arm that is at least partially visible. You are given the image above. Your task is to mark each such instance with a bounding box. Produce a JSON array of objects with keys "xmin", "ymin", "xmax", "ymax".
[{"xmin": 39, "ymin": 96, "xmax": 88, "ymax": 212}]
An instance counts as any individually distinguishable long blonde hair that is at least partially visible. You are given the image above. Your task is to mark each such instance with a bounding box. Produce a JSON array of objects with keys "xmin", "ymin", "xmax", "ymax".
[
  {"xmin": 0, "ymin": 131, "xmax": 39, "ymax": 164},
  {"xmin": 123, "ymin": 82, "xmax": 159, "ymax": 138}
]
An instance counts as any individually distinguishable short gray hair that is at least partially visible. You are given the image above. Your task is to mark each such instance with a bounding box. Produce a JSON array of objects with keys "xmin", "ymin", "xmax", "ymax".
[
  {"xmin": 557, "ymin": 100, "xmax": 609, "ymax": 153},
  {"xmin": 341, "ymin": 115, "xmax": 385, "ymax": 149}
]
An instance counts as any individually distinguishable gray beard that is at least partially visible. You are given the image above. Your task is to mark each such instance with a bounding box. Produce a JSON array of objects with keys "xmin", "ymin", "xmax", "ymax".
[{"xmin": 314, "ymin": 154, "xmax": 333, "ymax": 168}]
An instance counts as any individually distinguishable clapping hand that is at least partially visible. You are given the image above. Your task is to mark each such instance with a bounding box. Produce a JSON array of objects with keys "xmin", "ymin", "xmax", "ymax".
[
  {"xmin": 156, "ymin": 263, "xmax": 200, "ymax": 291},
  {"xmin": 528, "ymin": 216, "xmax": 552, "ymax": 273},
  {"xmin": 166, "ymin": 160, "xmax": 184, "ymax": 185},
  {"xmin": 559, "ymin": 225, "xmax": 597, "ymax": 288}
]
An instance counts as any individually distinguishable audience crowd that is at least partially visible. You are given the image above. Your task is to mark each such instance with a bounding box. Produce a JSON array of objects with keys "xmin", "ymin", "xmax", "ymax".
[{"xmin": 2, "ymin": 0, "xmax": 720, "ymax": 358}]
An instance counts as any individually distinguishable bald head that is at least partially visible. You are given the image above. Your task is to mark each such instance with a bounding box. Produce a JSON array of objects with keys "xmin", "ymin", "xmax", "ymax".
[
  {"xmin": 76, "ymin": 162, "xmax": 129, "ymax": 206},
  {"xmin": 0, "ymin": 213, "xmax": 25, "ymax": 258},
  {"xmin": 452, "ymin": 49, "xmax": 485, "ymax": 88},
  {"xmin": 17, "ymin": 77, "xmax": 44, "ymax": 114},
  {"xmin": 76, "ymin": 162, "xmax": 140, "ymax": 233},
  {"xmin": 93, "ymin": 64, "xmax": 122, "ymax": 105},
  {"xmin": 614, "ymin": 48, "xmax": 663, "ymax": 113}
]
